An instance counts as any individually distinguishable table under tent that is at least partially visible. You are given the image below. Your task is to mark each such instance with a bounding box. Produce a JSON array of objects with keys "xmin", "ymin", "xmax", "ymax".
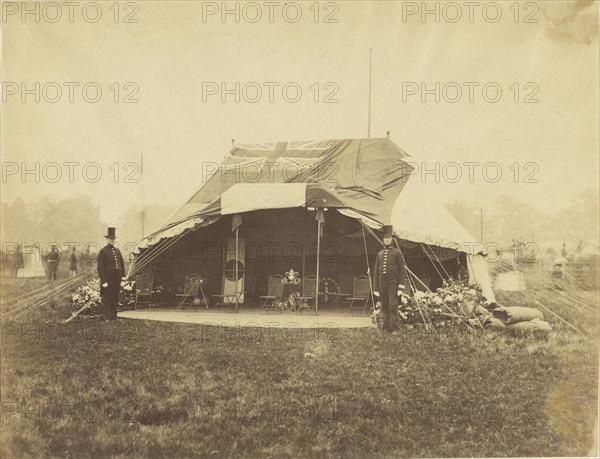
[{"xmin": 127, "ymin": 138, "xmax": 495, "ymax": 314}]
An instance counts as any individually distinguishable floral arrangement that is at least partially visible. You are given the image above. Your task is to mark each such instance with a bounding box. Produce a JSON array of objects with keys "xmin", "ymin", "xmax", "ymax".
[
  {"xmin": 372, "ymin": 278, "xmax": 489, "ymax": 329},
  {"xmin": 276, "ymin": 269, "xmax": 305, "ymax": 311},
  {"xmin": 120, "ymin": 279, "xmax": 136, "ymax": 308},
  {"xmin": 70, "ymin": 278, "xmax": 102, "ymax": 315},
  {"xmin": 318, "ymin": 277, "xmax": 339, "ymax": 303},
  {"xmin": 70, "ymin": 277, "xmax": 141, "ymax": 316},
  {"xmin": 283, "ymin": 269, "xmax": 300, "ymax": 284}
]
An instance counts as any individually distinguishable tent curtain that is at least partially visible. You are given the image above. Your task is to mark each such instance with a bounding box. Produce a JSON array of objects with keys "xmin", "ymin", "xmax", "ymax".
[{"xmin": 467, "ymin": 254, "xmax": 496, "ymax": 304}]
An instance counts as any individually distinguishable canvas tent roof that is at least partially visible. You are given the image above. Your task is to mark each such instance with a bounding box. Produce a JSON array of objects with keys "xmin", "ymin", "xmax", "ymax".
[
  {"xmin": 143, "ymin": 137, "xmax": 479, "ymax": 255},
  {"xmin": 134, "ymin": 137, "xmax": 495, "ymax": 303},
  {"xmin": 160, "ymin": 138, "xmax": 412, "ymax": 229}
]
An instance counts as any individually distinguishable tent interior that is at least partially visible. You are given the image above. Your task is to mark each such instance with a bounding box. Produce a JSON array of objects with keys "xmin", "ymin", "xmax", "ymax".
[{"xmin": 132, "ymin": 207, "xmax": 468, "ymax": 307}]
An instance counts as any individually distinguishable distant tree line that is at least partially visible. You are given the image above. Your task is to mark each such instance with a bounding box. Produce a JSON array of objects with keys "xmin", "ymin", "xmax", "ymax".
[{"xmin": 445, "ymin": 188, "xmax": 599, "ymax": 248}]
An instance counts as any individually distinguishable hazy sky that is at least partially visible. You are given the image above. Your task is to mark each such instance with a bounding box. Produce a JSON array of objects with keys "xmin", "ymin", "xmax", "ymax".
[{"xmin": 2, "ymin": 0, "xmax": 598, "ymax": 228}]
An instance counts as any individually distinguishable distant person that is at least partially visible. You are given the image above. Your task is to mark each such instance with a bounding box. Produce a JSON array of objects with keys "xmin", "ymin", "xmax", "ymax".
[
  {"xmin": 573, "ymin": 240, "xmax": 584, "ymax": 283},
  {"xmin": 97, "ymin": 227, "xmax": 125, "ymax": 320},
  {"xmin": 46, "ymin": 245, "xmax": 59, "ymax": 281},
  {"xmin": 84, "ymin": 245, "xmax": 93, "ymax": 271},
  {"xmin": 561, "ymin": 243, "xmax": 568, "ymax": 258},
  {"xmin": 15, "ymin": 246, "xmax": 24, "ymax": 278},
  {"xmin": 69, "ymin": 247, "xmax": 79, "ymax": 277}
]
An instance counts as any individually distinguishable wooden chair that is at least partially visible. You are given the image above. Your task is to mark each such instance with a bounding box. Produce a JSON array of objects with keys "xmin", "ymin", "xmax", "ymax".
[
  {"xmin": 176, "ymin": 274, "xmax": 204, "ymax": 310},
  {"xmin": 298, "ymin": 275, "xmax": 317, "ymax": 313},
  {"xmin": 347, "ymin": 275, "xmax": 372, "ymax": 315},
  {"xmin": 134, "ymin": 273, "xmax": 153, "ymax": 310},
  {"xmin": 259, "ymin": 274, "xmax": 284, "ymax": 313}
]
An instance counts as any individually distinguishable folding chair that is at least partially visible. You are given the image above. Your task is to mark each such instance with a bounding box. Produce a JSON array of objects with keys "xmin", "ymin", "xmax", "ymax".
[
  {"xmin": 134, "ymin": 273, "xmax": 153, "ymax": 310},
  {"xmin": 259, "ymin": 274, "xmax": 284, "ymax": 313},
  {"xmin": 213, "ymin": 275, "xmax": 244, "ymax": 313},
  {"xmin": 347, "ymin": 275, "xmax": 372, "ymax": 315},
  {"xmin": 336, "ymin": 273, "xmax": 354, "ymax": 303},
  {"xmin": 176, "ymin": 274, "xmax": 204, "ymax": 310},
  {"xmin": 298, "ymin": 275, "xmax": 317, "ymax": 313}
]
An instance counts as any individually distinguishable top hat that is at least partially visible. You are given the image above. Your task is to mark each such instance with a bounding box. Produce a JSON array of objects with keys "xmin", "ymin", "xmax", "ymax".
[
  {"xmin": 105, "ymin": 227, "xmax": 117, "ymax": 239},
  {"xmin": 382, "ymin": 225, "xmax": 394, "ymax": 238}
]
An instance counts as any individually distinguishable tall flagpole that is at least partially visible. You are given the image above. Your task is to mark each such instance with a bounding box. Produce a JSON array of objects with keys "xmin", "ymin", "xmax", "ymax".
[
  {"xmin": 480, "ymin": 208, "xmax": 483, "ymax": 244},
  {"xmin": 140, "ymin": 150, "xmax": 145, "ymax": 239},
  {"xmin": 368, "ymin": 48, "xmax": 372, "ymax": 138}
]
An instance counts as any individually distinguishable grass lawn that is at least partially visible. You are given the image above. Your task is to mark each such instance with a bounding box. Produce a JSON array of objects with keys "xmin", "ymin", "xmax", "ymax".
[{"xmin": 1, "ymin": 278, "xmax": 598, "ymax": 458}]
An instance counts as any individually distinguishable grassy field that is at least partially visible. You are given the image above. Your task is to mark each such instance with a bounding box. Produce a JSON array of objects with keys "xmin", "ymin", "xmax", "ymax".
[{"xmin": 1, "ymin": 277, "xmax": 598, "ymax": 458}]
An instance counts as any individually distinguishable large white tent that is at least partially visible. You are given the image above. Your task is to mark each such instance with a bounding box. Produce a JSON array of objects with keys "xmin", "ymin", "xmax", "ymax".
[{"xmin": 132, "ymin": 138, "xmax": 496, "ymax": 306}]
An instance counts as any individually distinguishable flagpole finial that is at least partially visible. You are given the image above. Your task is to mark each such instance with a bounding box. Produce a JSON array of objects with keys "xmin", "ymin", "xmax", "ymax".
[
  {"xmin": 231, "ymin": 138, "xmax": 235, "ymax": 145},
  {"xmin": 386, "ymin": 131, "xmax": 390, "ymax": 138}
]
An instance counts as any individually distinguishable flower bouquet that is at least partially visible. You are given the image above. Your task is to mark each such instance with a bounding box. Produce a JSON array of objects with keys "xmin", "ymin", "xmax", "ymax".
[
  {"xmin": 70, "ymin": 278, "xmax": 102, "ymax": 316},
  {"xmin": 120, "ymin": 279, "xmax": 136, "ymax": 309},
  {"xmin": 318, "ymin": 276, "xmax": 339, "ymax": 303},
  {"xmin": 371, "ymin": 278, "xmax": 490, "ymax": 330},
  {"xmin": 276, "ymin": 269, "xmax": 302, "ymax": 311}
]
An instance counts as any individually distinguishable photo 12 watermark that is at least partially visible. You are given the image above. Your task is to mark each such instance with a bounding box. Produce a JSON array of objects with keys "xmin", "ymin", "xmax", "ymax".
[
  {"xmin": 2, "ymin": 82, "xmax": 140, "ymax": 104},
  {"xmin": 401, "ymin": 81, "xmax": 539, "ymax": 104},
  {"xmin": 401, "ymin": 1, "xmax": 540, "ymax": 24},
  {"xmin": 404, "ymin": 161, "xmax": 540, "ymax": 184},
  {"xmin": 1, "ymin": 162, "xmax": 141, "ymax": 184},
  {"xmin": 1, "ymin": 1, "xmax": 140, "ymax": 24},
  {"xmin": 200, "ymin": 159, "xmax": 340, "ymax": 186},
  {"xmin": 201, "ymin": 1, "xmax": 340, "ymax": 24},
  {"xmin": 201, "ymin": 81, "xmax": 339, "ymax": 104}
]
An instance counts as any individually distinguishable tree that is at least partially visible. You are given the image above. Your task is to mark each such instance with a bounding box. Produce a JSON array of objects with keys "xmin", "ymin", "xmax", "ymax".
[{"xmin": 556, "ymin": 188, "xmax": 599, "ymax": 241}]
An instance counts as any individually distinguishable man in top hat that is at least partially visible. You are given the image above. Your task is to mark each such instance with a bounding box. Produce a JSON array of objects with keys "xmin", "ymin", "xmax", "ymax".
[
  {"xmin": 373, "ymin": 225, "xmax": 409, "ymax": 332},
  {"xmin": 97, "ymin": 227, "xmax": 125, "ymax": 320}
]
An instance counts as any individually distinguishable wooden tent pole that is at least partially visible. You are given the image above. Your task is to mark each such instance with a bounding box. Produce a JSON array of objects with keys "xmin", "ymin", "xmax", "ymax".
[
  {"xmin": 361, "ymin": 223, "xmax": 375, "ymax": 309},
  {"xmin": 302, "ymin": 230, "xmax": 306, "ymax": 279},
  {"xmin": 315, "ymin": 215, "xmax": 321, "ymax": 316},
  {"xmin": 235, "ymin": 223, "xmax": 239, "ymax": 314}
]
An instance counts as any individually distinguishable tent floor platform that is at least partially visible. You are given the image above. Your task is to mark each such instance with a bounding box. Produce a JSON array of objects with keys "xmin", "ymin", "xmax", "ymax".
[{"xmin": 118, "ymin": 307, "xmax": 373, "ymax": 329}]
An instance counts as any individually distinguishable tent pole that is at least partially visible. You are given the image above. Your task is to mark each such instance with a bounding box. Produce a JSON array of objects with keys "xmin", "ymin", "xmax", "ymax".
[
  {"xmin": 361, "ymin": 223, "xmax": 375, "ymax": 310},
  {"xmin": 315, "ymin": 217, "xmax": 321, "ymax": 316},
  {"xmin": 302, "ymin": 231, "xmax": 306, "ymax": 279},
  {"xmin": 235, "ymin": 224, "xmax": 239, "ymax": 314}
]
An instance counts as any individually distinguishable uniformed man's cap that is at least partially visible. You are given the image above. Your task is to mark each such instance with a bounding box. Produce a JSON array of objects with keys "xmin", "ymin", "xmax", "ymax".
[
  {"xmin": 105, "ymin": 227, "xmax": 117, "ymax": 239},
  {"xmin": 382, "ymin": 225, "xmax": 394, "ymax": 237}
]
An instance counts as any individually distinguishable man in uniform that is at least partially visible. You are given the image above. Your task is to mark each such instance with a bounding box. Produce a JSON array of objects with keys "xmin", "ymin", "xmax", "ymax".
[
  {"xmin": 97, "ymin": 227, "xmax": 125, "ymax": 320},
  {"xmin": 373, "ymin": 225, "xmax": 409, "ymax": 332},
  {"xmin": 46, "ymin": 245, "xmax": 60, "ymax": 281},
  {"xmin": 69, "ymin": 247, "xmax": 79, "ymax": 277}
]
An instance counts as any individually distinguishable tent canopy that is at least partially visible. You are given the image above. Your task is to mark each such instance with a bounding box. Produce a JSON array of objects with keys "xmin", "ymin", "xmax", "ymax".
[
  {"xmin": 133, "ymin": 137, "xmax": 495, "ymax": 303},
  {"xmin": 159, "ymin": 138, "xmax": 413, "ymax": 230}
]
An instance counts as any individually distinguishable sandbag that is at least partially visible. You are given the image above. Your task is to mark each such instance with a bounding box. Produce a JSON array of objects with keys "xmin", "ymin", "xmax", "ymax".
[
  {"xmin": 492, "ymin": 307, "xmax": 543, "ymax": 324},
  {"xmin": 508, "ymin": 319, "xmax": 552, "ymax": 332},
  {"xmin": 475, "ymin": 305, "xmax": 492, "ymax": 316},
  {"xmin": 480, "ymin": 316, "xmax": 506, "ymax": 329}
]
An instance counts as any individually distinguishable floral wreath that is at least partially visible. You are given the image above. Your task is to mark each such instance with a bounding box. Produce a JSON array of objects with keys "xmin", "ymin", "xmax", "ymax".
[{"xmin": 319, "ymin": 276, "xmax": 339, "ymax": 303}]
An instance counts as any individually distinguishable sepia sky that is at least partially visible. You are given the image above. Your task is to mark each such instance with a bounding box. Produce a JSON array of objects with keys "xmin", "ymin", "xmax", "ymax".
[{"xmin": 2, "ymin": 0, "xmax": 598, "ymax": 227}]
